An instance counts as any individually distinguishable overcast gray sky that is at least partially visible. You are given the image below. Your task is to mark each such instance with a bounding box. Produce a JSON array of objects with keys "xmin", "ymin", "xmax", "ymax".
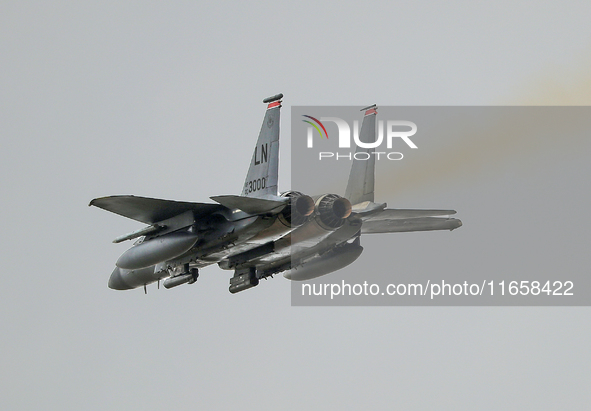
[{"xmin": 1, "ymin": 1, "xmax": 590, "ymax": 410}]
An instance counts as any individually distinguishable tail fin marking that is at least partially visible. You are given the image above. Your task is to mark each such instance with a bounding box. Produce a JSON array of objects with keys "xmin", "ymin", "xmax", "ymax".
[{"xmin": 242, "ymin": 95, "xmax": 282, "ymax": 198}]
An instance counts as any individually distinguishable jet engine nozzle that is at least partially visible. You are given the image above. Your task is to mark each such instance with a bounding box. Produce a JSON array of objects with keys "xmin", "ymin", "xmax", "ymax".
[
  {"xmin": 278, "ymin": 191, "xmax": 315, "ymax": 227},
  {"xmin": 314, "ymin": 194, "xmax": 352, "ymax": 230}
]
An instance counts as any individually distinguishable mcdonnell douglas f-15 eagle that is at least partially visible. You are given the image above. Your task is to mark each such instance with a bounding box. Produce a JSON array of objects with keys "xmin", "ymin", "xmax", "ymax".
[{"xmin": 90, "ymin": 94, "xmax": 462, "ymax": 294}]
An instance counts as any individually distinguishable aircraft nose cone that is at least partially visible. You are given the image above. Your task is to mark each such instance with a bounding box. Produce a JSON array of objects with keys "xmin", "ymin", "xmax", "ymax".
[{"xmin": 108, "ymin": 267, "xmax": 133, "ymax": 290}]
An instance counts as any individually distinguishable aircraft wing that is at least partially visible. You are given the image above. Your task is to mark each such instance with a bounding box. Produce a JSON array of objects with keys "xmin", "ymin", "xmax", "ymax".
[
  {"xmin": 247, "ymin": 208, "xmax": 461, "ymax": 269},
  {"xmin": 210, "ymin": 195, "xmax": 287, "ymax": 214},
  {"xmin": 360, "ymin": 208, "xmax": 456, "ymax": 219},
  {"xmin": 361, "ymin": 209, "xmax": 462, "ymax": 234},
  {"xmin": 89, "ymin": 195, "xmax": 226, "ymax": 224}
]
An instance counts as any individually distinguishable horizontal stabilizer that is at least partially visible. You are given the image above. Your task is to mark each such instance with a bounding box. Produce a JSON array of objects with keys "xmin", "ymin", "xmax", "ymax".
[
  {"xmin": 89, "ymin": 195, "xmax": 225, "ymax": 224},
  {"xmin": 362, "ymin": 217, "xmax": 462, "ymax": 234},
  {"xmin": 365, "ymin": 208, "xmax": 456, "ymax": 220},
  {"xmin": 210, "ymin": 195, "xmax": 287, "ymax": 215}
]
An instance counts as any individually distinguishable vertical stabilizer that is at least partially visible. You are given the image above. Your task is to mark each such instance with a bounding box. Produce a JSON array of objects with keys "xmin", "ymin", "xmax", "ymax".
[
  {"xmin": 345, "ymin": 105, "xmax": 377, "ymax": 205},
  {"xmin": 242, "ymin": 94, "xmax": 282, "ymax": 198}
]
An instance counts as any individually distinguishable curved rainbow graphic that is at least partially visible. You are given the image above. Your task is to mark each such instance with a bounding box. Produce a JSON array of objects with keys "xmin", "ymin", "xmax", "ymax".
[{"xmin": 302, "ymin": 115, "xmax": 328, "ymax": 139}]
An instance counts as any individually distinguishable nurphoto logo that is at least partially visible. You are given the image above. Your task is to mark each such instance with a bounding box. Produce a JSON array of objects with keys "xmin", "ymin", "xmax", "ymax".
[{"xmin": 302, "ymin": 107, "xmax": 418, "ymax": 161}]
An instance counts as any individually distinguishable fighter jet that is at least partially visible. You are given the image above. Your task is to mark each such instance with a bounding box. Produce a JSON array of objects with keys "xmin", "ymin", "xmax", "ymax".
[{"xmin": 90, "ymin": 94, "xmax": 462, "ymax": 294}]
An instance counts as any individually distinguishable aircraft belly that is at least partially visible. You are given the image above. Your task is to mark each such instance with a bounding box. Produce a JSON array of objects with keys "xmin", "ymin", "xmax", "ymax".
[
  {"xmin": 291, "ymin": 216, "xmax": 361, "ymax": 258},
  {"xmin": 192, "ymin": 215, "xmax": 279, "ymax": 263},
  {"xmin": 244, "ymin": 216, "xmax": 362, "ymax": 271},
  {"xmin": 244, "ymin": 218, "xmax": 292, "ymax": 244}
]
